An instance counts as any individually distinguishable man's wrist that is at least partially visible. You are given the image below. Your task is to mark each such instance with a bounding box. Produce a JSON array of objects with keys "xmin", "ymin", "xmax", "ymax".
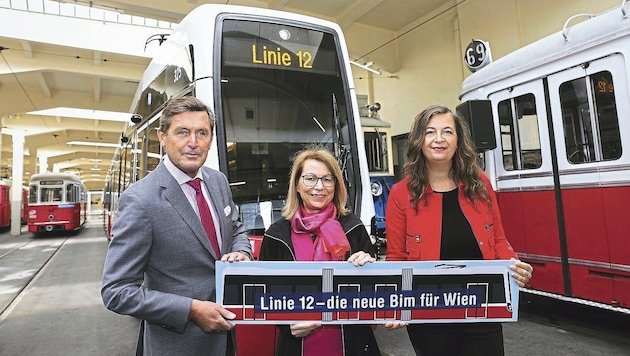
[{"xmin": 237, "ymin": 250, "xmax": 252, "ymax": 260}]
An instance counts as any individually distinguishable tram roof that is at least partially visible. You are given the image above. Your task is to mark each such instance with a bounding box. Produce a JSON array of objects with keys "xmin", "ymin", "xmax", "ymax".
[
  {"xmin": 460, "ymin": 4, "xmax": 630, "ymax": 98},
  {"xmin": 29, "ymin": 172, "xmax": 85, "ymax": 184},
  {"xmin": 130, "ymin": 3, "xmax": 347, "ymax": 114}
]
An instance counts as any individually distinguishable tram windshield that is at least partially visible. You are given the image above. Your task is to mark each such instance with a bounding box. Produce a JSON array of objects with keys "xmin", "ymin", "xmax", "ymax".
[{"xmin": 218, "ymin": 19, "xmax": 357, "ymax": 231}]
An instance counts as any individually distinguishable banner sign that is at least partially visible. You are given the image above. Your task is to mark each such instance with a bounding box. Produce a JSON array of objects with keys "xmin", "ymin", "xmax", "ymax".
[{"xmin": 216, "ymin": 260, "xmax": 519, "ymax": 324}]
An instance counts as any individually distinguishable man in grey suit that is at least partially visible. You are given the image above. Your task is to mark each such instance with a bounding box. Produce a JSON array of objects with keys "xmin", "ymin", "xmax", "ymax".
[{"xmin": 102, "ymin": 96, "xmax": 252, "ymax": 356}]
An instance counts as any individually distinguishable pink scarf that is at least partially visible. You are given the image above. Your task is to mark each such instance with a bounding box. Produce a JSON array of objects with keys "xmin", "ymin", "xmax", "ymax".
[{"xmin": 291, "ymin": 203, "xmax": 350, "ymax": 261}]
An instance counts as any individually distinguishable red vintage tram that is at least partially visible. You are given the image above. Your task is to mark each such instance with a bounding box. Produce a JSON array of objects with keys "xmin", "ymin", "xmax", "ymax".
[
  {"xmin": 0, "ymin": 179, "xmax": 28, "ymax": 228},
  {"xmin": 27, "ymin": 172, "xmax": 88, "ymax": 234},
  {"xmin": 459, "ymin": 4, "xmax": 630, "ymax": 313}
]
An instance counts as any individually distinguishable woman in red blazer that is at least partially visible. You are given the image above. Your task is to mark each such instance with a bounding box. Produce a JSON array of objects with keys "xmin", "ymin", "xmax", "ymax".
[{"xmin": 385, "ymin": 105, "xmax": 533, "ymax": 356}]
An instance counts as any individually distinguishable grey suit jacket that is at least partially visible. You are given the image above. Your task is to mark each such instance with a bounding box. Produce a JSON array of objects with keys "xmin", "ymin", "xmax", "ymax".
[{"xmin": 101, "ymin": 163, "xmax": 251, "ymax": 356}]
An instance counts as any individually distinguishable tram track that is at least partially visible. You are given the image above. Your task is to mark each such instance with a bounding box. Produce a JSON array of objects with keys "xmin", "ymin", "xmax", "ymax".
[
  {"xmin": 0, "ymin": 240, "xmax": 31, "ymax": 260},
  {"xmin": 0, "ymin": 234, "xmax": 68, "ymax": 320},
  {"xmin": 518, "ymin": 294, "xmax": 630, "ymax": 348}
]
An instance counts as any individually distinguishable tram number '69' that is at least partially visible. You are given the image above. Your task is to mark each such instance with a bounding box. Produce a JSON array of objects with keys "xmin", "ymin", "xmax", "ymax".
[{"xmin": 464, "ymin": 39, "xmax": 491, "ymax": 72}]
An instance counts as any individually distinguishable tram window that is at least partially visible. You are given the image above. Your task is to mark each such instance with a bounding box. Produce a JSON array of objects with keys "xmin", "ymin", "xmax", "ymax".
[
  {"xmin": 138, "ymin": 121, "xmax": 162, "ymax": 179},
  {"xmin": 219, "ymin": 19, "xmax": 359, "ymax": 227},
  {"xmin": 42, "ymin": 188, "xmax": 62, "ymax": 202},
  {"xmin": 29, "ymin": 186, "xmax": 37, "ymax": 204},
  {"xmin": 66, "ymin": 184, "xmax": 75, "ymax": 202},
  {"xmin": 498, "ymin": 94, "xmax": 541, "ymax": 171},
  {"xmin": 560, "ymin": 71, "xmax": 622, "ymax": 163},
  {"xmin": 476, "ymin": 152, "xmax": 485, "ymax": 171},
  {"xmin": 364, "ymin": 131, "xmax": 388, "ymax": 173},
  {"xmin": 146, "ymin": 123, "xmax": 161, "ymax": 174},
  {"xmin": 244, "ymin": 285, "xmax": 265, "ymax": 305}
]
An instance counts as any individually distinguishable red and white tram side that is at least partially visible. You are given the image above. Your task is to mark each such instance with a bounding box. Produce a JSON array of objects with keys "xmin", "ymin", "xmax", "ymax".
[
  {"xmin": 459, "ymin": 4, "xmax": 630, "ymax": 313},
  {"xmin": 0, "ymin": 179, "xmax": 28, "ymax": 228},
  {"xmin": 27, "ymin": 172, "xmax": 88, "ymax": 234}
]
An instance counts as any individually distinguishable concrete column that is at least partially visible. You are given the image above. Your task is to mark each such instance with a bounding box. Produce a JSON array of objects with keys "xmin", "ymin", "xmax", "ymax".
[
  {"xmin": 11, "ymin": 134, "xmax": 25, "ymax": 236},
  {"xmin": 38, "ymin": 154, "xmax": 48, "ymax": 173}
]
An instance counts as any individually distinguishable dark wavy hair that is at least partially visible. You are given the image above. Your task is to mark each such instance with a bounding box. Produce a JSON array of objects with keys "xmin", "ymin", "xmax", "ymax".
[{"xmin": 403, "ymin": 105, "xmax": 490, "ymax": 209}]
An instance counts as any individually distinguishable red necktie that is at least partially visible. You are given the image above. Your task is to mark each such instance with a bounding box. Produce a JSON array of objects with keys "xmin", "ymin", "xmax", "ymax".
[{"xmin": 188, "ymin": 178, "xmax": 221, "ymax": 257}]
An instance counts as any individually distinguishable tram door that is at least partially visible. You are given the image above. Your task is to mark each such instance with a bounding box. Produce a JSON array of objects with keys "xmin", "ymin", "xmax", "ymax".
[
  {"xmin": 546, "ymin": 54, "xmax": 628, "ymax": 307},
  {"xmin": 243, "ymin": 284, "xmax": 266, "ymax": 320},
  {"xmin": 488, "ymin": 80, "xmax": 559, "ymax": 296}
]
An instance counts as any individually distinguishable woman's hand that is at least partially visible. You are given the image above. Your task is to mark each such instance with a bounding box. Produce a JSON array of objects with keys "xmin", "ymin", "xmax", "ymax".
[
  {"xmin": 347, "ymin": 251, "xmax": 376, "ymax": 266},
  {"xmin": 290, "ymin": 322, "xmax": 321, "ymax": 338},
  {"xmin": 510, "ymin": 258, "xmax": 533, "ymax": 287},
  {"xmin": 383, "ymin": 321, "xmax": 407, "ymax": 330}
]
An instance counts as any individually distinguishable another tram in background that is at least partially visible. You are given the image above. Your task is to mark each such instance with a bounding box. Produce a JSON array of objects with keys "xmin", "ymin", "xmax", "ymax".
[
  {"xmin": 27, "ymin": 172, "xmax": 88, "ymax": 234},
  {"xmin": 101, "ymin": 4, "xmax": 375, "ymax": 354},
  {"xmin": 458, "ymin": 4, "xmax": 630, "ymax": 313},
  {"xmin": 0, "ymin": 179, "xmax": 28, "ymax": 227},
  {"xmin": 359, "ymin": 94, "xmax": 395, "ymax": 253}
]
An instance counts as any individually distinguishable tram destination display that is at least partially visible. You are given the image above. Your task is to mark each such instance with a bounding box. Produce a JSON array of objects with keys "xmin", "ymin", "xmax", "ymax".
[{"xmin": 216, "ymin": 260, "xmax": 519, "ymax": 324}]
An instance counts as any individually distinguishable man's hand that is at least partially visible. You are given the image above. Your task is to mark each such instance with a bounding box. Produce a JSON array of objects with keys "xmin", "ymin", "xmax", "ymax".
[
  {"xmin": 221, "ymin": 251, "xmax": 251, "ymax": 262},
  {"xmin": 188, "ymin": 299, "xmax": 236, "ymax": 333}
]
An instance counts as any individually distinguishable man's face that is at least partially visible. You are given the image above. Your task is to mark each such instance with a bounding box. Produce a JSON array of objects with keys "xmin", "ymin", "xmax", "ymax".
[{"xmin": 157, "ymin": 111, "xmax": 213, "ymax": 178}]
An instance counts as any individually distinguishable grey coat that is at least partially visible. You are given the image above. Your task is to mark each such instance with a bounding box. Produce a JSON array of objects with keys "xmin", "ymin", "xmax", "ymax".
[{"xmin": 101, "ymin": 162, "xmax": 251, "ymax": 356}]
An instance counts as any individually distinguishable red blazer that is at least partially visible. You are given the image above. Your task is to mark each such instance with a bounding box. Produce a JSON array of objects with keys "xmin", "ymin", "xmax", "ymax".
[{"xmin": 386, "ymin": 174, "xmax": 517, "ymax": 262}]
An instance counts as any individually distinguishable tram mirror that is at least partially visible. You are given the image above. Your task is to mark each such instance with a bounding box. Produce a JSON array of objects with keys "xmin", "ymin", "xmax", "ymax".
[
  {"xmin": 131, "ymin": 114, "xmax": 143, "ymax": 124},
  {"xmin": 456, "ymin": 100, "xmax": 496, "ymax": 152}
]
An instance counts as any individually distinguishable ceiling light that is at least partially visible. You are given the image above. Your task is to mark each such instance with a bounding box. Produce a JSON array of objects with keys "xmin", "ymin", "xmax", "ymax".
[
  {"xmin": 67, "ymin": 141, "xmax": 119, "ymax": 148},
  {"xmin": 28, "ymin": 107, "xmax": 132, "ymax": 122}
]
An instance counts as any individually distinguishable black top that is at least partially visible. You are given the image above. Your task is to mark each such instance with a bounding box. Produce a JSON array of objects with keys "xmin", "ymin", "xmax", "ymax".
[
  {"xmin": 259, "ymin": 213, "xmax": 381, "ymax": 356},
  {"xmin": 439, "ymin": 188, "xmax": 483, "ymax": 260}
]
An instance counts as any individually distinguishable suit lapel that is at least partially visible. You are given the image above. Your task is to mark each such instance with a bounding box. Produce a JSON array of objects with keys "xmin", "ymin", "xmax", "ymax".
[{"xmin": 156, "ymin": 164, "xmax": 218, "ymax": 258}]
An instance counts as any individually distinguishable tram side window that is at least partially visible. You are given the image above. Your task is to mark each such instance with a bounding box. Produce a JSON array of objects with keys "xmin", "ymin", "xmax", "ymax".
[
  {"xmin": 560, "ymin": 71, "xmax": 622, "ymax": 164},
  {"xmin": 497, "ymin": 94, "xmax": 542, "ymax": 171},
  {"xmin": 66, "ymin": 184, "xmax": 76, "ymax": 202},
  {"xmin": 29, "ymin": 186, "xmax": 37, "ymax": 204},
  {"xmin": 364, "ymin": 131, "xmax": 388, "ymax": 173},
  {"xmin": 137, "ymin": 121, "xmax": 161, "ymax": 180}
]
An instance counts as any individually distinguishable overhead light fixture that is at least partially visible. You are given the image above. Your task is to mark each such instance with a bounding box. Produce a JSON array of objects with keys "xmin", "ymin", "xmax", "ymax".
[
  {"xmin": 349, "ymin": 60, "xmax": 381, "ymax": 75},
  {"xmin": 28, "ymin": 107, "xmax": 132, "ymax": 122},
  {"xmin": 67, "ymin": 141, "xmax": 120, "ymax": 148}
]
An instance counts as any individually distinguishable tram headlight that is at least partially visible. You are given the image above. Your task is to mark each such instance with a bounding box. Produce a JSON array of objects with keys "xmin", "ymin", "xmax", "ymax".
[
  {"xmin": 371, "ymin": 181, "xmax": 383, "ymax": 197},
  {"xmin": 278, "ymin": 28, "xmax": 291, "ymax": 40}
]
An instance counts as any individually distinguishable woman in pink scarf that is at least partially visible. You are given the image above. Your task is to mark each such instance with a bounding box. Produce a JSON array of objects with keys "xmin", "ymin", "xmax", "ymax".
[{"xmin": 259, "ymin": 146, "xmax": 381, "ymax": 356}]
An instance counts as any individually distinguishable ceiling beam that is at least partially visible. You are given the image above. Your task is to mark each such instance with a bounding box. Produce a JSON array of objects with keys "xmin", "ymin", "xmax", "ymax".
[
  {"xmin": 35, "ymin": 72, "xmax": 52, "ymax": 99},
  {"xmin": 337, "ymin": 0, "xmax": 384, "ymax": 29}
]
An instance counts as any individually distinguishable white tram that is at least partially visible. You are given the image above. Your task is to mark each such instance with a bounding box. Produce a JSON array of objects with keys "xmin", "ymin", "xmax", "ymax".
[{"xmin": 101, "ymin": 5, "xmax": 376, "ymax": 354}]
